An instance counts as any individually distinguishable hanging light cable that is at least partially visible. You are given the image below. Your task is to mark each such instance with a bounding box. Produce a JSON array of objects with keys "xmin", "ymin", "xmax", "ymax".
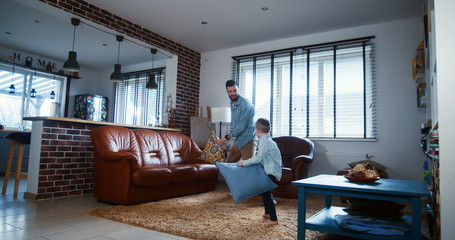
[
  {"xmin": 110, "ymin": 35, "xmax": 125, "ymax": 81},
  {"xmin": 146, "ymin": 48, "xmax": 158, "ymax": 89},
  {"xmin": 63, "ymin": 18, "xmax": 81, "ymax": 72}
]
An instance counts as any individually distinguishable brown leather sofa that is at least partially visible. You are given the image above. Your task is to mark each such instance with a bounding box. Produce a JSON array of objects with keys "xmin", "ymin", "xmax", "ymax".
[
  {"xmin": 272, "ymin": 136, "xmax": 315, "ymax": 199},
  {"xmin": 90, "ymin": 126, "xmax": 218, "ymax": 205}
]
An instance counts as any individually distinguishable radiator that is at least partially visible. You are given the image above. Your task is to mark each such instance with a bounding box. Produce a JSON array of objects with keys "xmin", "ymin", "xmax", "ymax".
[{"xmin": 308, "ymin": 152, "xmax": 370, "ymax": 177}]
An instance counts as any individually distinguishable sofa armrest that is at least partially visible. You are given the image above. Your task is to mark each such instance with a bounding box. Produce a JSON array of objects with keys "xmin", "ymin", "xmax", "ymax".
[
  {"xmin": 292, "ymin": 155, "xmax": 314, "ymax": 180},
  {"xmin": 93, "ymin": 151, "xmax": 140, "ymax": 204}
]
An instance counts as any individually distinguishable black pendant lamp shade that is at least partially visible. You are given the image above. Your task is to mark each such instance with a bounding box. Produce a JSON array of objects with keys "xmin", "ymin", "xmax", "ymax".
[
  {"xmin": 110, "ymin": 64, "xmax": 124, "ymax": 82},
  {"xmin": 30, "ymin": 89, "xmax": 37, "ymax": 98},
  {"xmin": 145, "ymin": 48, "xmax": 158, "ymax": 89},
  {"xmin": 9, "ymin": 84, "xmax": 15, "ymax": 94},
  {"xmin": 110, "ymin": 35, "xmax": 125, "ymax": 82},
  {"xmin": 63, "ymin": 18, "xmax": 81, "ymax": 72},
  {"xmin": 146, "ymin": 73, "xmax": 158, "ymax": 89}
]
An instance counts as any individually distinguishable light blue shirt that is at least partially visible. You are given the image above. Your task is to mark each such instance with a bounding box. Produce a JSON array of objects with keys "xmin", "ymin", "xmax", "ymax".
[
  {"xmin": 242, "ymin": 134, "xmax": 282, "ymax": 181},
  {"xmin": 230, "ymin": 95, "xmax": 255, "ymax": 149}
]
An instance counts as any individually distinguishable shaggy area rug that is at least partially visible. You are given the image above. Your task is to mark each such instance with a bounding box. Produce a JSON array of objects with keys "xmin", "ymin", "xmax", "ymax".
[{"xmin": 87, "ymin": 190, "xmax": 357, "ymax": 240}]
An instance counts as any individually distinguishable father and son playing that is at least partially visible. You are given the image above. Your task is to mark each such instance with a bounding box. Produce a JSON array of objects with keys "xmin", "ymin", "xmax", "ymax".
[{"xmin": 216, "ymin": 80, "xmax": 282, "ymax": 226}]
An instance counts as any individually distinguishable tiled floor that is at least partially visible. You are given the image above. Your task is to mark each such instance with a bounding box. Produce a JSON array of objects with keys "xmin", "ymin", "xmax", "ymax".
[
  {"xmin": 0, "ymin": 177, "xmax": 191, "ymax": 240},
  {"xmin": 1, "ymin": 177, "xmax": 430, "ymax": 240}
]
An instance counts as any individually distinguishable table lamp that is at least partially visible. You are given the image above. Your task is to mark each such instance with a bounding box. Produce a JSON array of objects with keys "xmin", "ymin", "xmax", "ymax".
[{"xmin": 211, "ymin": 107, "xmax": 231, "ymax": 138}]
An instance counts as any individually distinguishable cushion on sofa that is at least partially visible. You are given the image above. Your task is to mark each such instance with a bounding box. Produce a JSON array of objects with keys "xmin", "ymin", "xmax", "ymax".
[
  {"xmin": 167, "ymin": 165, "xmax": 198, "ymax": 183},
  {"xmin": 194, "ymin": 164, "xmax": 219, "ymax": 180},
  {"xmin": 216, "ymin": 162, "xmax": 277, "ymax": 203},
  {"xmin": 133, "ymin": 167, "xmax": 172, "ymax": 187}
]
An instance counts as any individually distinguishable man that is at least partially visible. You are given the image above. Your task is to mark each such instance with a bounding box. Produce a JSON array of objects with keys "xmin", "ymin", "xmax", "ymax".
[{"xmin": 217, "ymin": 80, "xmax": 255, "ymax": 163}]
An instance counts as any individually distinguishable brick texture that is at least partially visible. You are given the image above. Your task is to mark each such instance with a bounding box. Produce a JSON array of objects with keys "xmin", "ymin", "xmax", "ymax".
[
  {"xmin": 36, "ymin": 121, "xmax": 98, "ymax": 200},
  {"xmin": 39, "ymin": 0, "xmax": 201, "ymax": 135}
]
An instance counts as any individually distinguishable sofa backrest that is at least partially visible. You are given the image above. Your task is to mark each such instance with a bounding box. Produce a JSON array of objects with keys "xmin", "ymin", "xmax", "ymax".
[
  {"xmin": 91, "ymin": 126, "xmax": 204, "ymax": 167},
  {"xmin": 90, "ymin": 126, "xmax": 141, "ymax": 165},
  {"xmin": 272, "ymin": 136, "xmax": 314, "ymax": 168},
  {"xmin": 133, "ymin": 129, "xmax": 169, "ymax": 167},
  {"xmin": 159, "ymin": 131, "xmax": 203, "ymax": 165}
]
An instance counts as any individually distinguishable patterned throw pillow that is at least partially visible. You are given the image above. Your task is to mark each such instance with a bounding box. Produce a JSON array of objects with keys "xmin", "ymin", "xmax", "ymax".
[{"xmin": 203, "ymin": 133, "xmax": 229, "ymax": 163}]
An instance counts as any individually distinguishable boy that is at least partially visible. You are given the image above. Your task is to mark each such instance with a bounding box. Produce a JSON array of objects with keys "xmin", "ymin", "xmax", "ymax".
[{"xmin": 237, "ymin": 118, "xmax": 282, "ymax": 226}]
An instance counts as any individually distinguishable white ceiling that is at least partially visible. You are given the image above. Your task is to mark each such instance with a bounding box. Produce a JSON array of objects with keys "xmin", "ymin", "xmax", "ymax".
[
  {"xmin": 84, "ymin": 0, "xmax": 424, "ymax": 52},
  {"xmin": 0, "ymin": 0, "xmax": 423, "ymax": 71}
]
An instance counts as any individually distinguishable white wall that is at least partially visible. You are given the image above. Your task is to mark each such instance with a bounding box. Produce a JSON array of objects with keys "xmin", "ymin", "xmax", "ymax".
[
  {"xmin": 434, "ymin": 0, "xmax": 455, "ymax": 238},
  {"xmin": 199, "ymin": 18, "xmax": 426, "ymax": 180}
]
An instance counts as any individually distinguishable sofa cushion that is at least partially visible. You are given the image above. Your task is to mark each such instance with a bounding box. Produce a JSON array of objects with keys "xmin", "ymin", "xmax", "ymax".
[
  {"xmin": 159, "ymin": 131, "xmax": 204, "ymax": 165},
  {"xmin": 133, "ymin": 167, "xmax": 172, "ymax": 187},
  {"xmin": 216, "ymin": 162, "xmax": 277, "ymax": 203},
  {"xmin": 167, "ymin": 165, "xmax": 198, "ymax": 183},
  {"xmin": 194, "ymin": 164, "xmax": 219, "ymax": 180},
  {"xmin": 134, "ymin": 129, "xmax": 169, "ymax": 167}
]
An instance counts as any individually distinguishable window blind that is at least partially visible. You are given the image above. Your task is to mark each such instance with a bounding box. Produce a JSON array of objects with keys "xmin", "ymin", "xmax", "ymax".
[
  {"xmin": 113, "ymin": 68, "xmax": 165, "ymax": 126},
  {"xmin": 232, "ymin": 37, "xmax": 376, "ymax": 139}
]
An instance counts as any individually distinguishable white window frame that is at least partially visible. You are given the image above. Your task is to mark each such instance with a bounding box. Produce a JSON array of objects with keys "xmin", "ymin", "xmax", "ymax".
[{"xmin": 0, "ymin": 62, "xmax": 67, "ymax": 129}]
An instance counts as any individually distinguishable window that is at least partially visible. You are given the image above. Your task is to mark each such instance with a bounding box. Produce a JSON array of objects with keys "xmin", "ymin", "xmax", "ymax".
[
  {"xmin": 232, "ymin": 37, "xmax": 376, "ymax": 139},
  {"xmin": 113, "ymin": 68, "xmax": 165, "ymax": 126},
  {"xmin": 0, "ymin": 62, "xmax": 66, "ymax": 129}
]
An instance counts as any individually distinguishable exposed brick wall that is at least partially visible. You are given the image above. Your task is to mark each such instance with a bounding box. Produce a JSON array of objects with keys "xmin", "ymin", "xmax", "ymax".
[
  {"xmin": 39, "ymin": 0, "xmax": 201, "ymax": 135},
  {"xmin": 37, "ymin": 121, "xmax": 96, "ymax": 200}
]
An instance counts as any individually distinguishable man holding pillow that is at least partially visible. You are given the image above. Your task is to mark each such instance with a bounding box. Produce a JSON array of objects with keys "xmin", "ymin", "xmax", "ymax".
[{"xmin": 217, "ymin": 80, "xmax": 255, "ymax": 163}]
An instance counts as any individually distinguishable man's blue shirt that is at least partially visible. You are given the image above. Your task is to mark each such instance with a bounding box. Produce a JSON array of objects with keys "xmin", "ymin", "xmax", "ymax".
[{"xmin": 230, "ymin": 95, "xmax": 255, "ymax": 149}]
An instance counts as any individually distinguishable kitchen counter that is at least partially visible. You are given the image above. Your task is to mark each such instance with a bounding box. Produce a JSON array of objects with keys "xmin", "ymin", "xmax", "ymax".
[{"xmin": 23, "ymin": 116, "xmax": 180, "ymax": 132}]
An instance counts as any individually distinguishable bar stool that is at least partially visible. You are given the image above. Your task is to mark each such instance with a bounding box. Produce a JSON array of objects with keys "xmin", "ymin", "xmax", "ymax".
[{"xmin": 2, "ymin": 132, "xmax": 31, "ymax": 198}]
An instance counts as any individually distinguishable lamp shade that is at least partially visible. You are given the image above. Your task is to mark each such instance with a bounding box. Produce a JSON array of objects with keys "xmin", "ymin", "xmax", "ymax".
[
  {"xmin": 110, "ymin": 64, "xmax": 124, "ymax": 82},
  {"xmin": 146, "ymin": 73, "xmax": 158, "ymax": 89},
  {"xmin": 211, "ymin": 107, "xmax": 231, "ymax": 123},
  {"xmin": 62, "ymin": 51, "xmax": 80, "ymax": 72}
]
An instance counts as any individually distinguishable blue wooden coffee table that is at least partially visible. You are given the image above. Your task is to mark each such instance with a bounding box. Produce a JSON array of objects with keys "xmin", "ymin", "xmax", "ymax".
[{"xmin": 292, "ymin": 174, "xmax": 430, "ymax": 240}]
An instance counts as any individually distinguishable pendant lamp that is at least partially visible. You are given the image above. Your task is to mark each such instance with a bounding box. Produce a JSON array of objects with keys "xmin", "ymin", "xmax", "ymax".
[
  {"xmin": 50, "ymin": 75, "xmax": 56, "ymax": 99},
  {"xmin": 63, "ymin": 18, "xmax": 81, "ymax": 72},
  {"xmin": 8, "ymin": 84, "xmax": 15, "ymax": 94},
  {"xmin": 110, "ymin": 35, "xmax": 125, "ymax": 82},
  {"xmin": 8, "ymin": 65, "xmax": 15, "ymax": 94},
  {"xmin": 30, "ymin": 89, "xmax": 37, "ymax": 98},
  {"xmin": 146, "ymin": 48, "xmax": 158, "ymax": 89}
]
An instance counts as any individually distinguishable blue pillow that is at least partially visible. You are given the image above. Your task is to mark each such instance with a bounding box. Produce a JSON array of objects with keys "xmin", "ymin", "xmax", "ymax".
[{"xmin": 216, "ymin": 162, "xmax": 277, "ymax": 203}]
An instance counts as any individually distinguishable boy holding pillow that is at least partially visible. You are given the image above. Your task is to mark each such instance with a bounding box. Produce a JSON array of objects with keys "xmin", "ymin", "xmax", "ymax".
[{"xmin": 238, "ymin": 118, "xmax": 282, "ymax": 226}]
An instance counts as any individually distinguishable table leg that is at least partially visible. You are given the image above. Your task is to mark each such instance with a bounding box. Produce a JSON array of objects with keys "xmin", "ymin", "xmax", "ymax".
[
  {"xmin": 325, "ymin": 194, "xmax": 332, "ymax": 208},
  {"xmin": 297, "ymin": 186, "xmax": 307, "ymax": 240},
  {"xmin": 411, "ymin": 196, "xmax": 422, "ymax": 240}
]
